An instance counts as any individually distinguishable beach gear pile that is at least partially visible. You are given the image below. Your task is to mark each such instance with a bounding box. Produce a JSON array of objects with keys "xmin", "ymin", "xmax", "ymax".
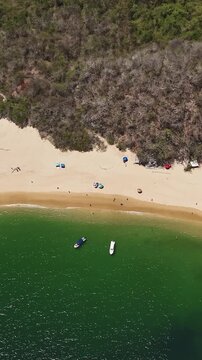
[
  {"xmin": 56, "ymin": 163, "xmax": 65, "ymax": 168},
  {"xmin": 93, "ymin": 182, "xmax": 104, "ymax": 189}
]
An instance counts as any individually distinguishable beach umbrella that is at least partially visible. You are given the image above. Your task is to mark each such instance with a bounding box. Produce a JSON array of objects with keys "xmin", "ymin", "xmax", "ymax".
[
  {"xmin": 99, "ymin": 183, "xmax": 104, "ymax": 189},
  {"xmin": 93, "ymin": 182, "xmax": 99, "ymax": 188},
  {"xmin": 122, "ymin": 156, "xmax": 128, "ymax": 163},
  {"xmin": 164, "ymin": 163, "xmax": 171, "ymax": 170}
]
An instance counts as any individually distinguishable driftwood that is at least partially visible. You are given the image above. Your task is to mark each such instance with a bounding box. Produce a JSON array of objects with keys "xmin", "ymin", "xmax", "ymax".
[{"xmin": 11, "ymin": 167, "xmax": 21, "ymax": 173}]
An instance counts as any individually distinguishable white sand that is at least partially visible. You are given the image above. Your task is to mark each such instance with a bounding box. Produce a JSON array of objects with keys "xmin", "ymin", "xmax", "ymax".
[{"xmin": 0, "ymin": 117, "xmax": 202, "ymax": 212}]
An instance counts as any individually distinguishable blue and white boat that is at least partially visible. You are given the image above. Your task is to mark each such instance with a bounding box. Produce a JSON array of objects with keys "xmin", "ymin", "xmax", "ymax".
[{"xmin": 74, "ymin": 237, "xmax": 87, "ymax": 249}]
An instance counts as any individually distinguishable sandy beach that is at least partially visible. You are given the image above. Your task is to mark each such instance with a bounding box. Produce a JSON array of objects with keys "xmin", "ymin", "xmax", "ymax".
[{"xmin": 0, "ymin": 117, "xmax": 202, "ymax": 221}]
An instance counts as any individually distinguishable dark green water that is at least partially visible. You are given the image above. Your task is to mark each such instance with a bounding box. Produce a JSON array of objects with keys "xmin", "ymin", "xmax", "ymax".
[{"xmin": 1, "ymin": 209, "xmax": 202, "ymax": 360}]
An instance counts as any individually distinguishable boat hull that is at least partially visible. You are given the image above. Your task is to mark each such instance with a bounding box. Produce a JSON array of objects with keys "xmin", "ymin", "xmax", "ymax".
[
  {"xmin": 109, "ymin": 241, "xmax": 116, "ymax": 255},
  {"xmin": 74, "ymin": 237, "xmax": 86, "ymax": 249}
]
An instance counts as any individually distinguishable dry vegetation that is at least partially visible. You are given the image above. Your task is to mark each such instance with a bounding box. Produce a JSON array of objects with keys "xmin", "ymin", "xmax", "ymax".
[{"xmin": 0, "ymin": 0, "xmax": 202, "ymax": 163}]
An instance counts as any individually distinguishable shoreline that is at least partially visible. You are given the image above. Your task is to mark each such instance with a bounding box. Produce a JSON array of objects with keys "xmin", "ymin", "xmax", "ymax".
[{"xmin": 1, "ymin": 191, "xmax": 202, "ymax": 223}]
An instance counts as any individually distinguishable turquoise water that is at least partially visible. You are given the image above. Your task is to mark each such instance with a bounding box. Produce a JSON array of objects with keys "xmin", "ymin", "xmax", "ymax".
[{"xmin": 1, "ymin": 209, "xmax": 202, "ymax": 359}]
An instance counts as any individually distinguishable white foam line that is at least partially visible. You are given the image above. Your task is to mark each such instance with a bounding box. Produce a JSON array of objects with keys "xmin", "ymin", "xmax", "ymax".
[
  {"xmin": 121, "ymin": 210, "xmax": 145, "ymax": 215},
  {"xmin": 1, "ymin": 203, "xmax": 48, "ymax": 209},
  {"xmin": 65, "ymin": 207, "xmax": 80, "ymax": 209}
]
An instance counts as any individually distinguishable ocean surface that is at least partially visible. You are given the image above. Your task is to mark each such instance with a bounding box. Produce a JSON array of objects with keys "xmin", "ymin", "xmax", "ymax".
[{"xmin": 0, "ymin": 208, "xmax": 202, "ymax": 360}]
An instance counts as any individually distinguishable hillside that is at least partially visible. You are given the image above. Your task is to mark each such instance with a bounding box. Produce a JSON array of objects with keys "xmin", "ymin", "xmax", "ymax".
[{"xmin": 0, "ymin": 0, "xmax": 202, "ymax": 164}]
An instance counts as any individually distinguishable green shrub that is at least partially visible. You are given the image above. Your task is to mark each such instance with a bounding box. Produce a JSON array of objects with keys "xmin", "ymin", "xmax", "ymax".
[
  {"xmin": 0, "ymin": 100, "xmax": 7, "ymax": 116},
  {"xmin": 131, "ymin": 1, "xmax": 202, "ymax": 44},
  {"xmin": 106, "ymin": 133, "xmax": 115, "ymax": 145},
  {"xmin": 55, "ymin": 127, "xmax": 93, "ymax": 152},
  {"xmin": 184, "ymin": 163, "xmax": 192, "ymax": 172},
  {"xmin": 116, "ymin": 141, "xmax": 127, "ymax": 151},
  {"xmin": 7, "ymin": 97, "xmax": 30, "ymax": 127}
]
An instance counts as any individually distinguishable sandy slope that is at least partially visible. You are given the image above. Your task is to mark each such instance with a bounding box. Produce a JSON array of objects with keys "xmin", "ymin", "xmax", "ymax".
[{"xmin": 0, "ymin": 118, "xmax": 202, "ymax": 218}]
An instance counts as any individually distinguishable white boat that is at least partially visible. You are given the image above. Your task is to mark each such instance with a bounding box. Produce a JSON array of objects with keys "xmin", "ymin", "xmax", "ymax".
[{"xmin": 109, "ymin": 241, "xmax": 115, "ymax": 255}]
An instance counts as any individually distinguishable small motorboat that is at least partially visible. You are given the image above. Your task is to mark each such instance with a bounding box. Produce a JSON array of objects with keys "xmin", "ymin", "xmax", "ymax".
[
  {"xmin": 109, "ymin": 240, "xmax": 116, "ymax": 255},
  {"xmin": 74, "ymin": 236, "xmax": 87, "ymax": 249}
]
